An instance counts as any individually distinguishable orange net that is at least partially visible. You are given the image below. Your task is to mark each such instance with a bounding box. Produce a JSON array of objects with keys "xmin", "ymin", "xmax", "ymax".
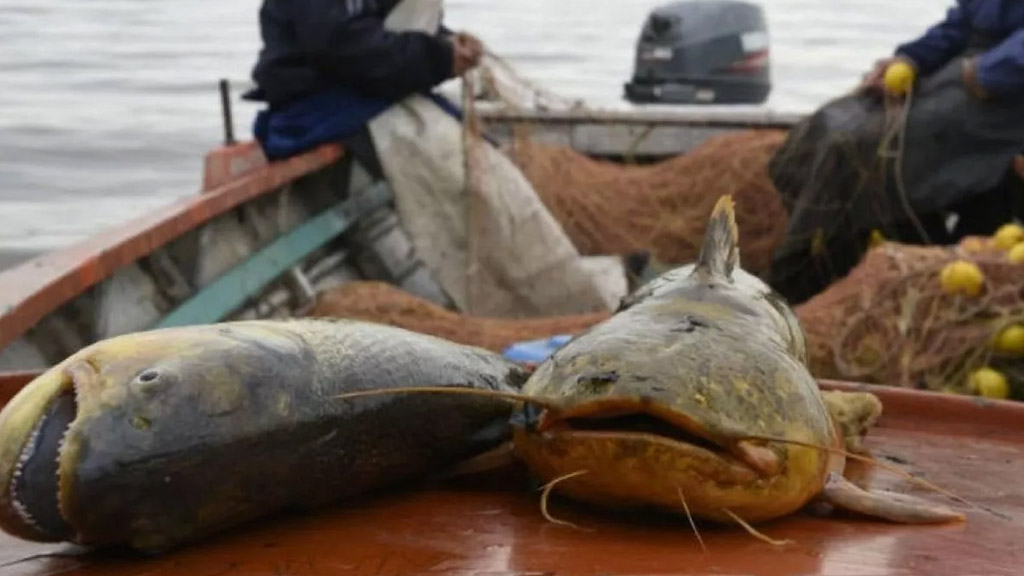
[
  {"xmin": 309, "ymin": 235, "xmax": 1023, "ymax": 399},
  {"xmin": 307, "ymin": 281, "xmax": 610, "ymax": 353},
  {"xmin": 796, "ymin": 236, "xmax": 1024, "ymax": 396},
  {"xmin": 506, "ymin": 129, "xmax": 789, "ymax": 275}
]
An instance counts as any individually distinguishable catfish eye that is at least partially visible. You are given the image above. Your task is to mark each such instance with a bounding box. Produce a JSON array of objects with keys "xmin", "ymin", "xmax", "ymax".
[{"xmin": 139, "ymin": 370, "xmax": 159, "ymax": 383}]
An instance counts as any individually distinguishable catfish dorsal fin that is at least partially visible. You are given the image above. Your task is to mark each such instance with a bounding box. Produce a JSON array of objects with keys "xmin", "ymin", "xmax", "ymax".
[{"xmin": 694, "ymin": 195, "xmax": 740, "ymax": 280}]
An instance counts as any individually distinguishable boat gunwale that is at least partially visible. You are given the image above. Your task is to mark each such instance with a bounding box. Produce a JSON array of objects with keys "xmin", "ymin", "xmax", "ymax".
[
  {"xmin": 0, "ymin": 142, "xmax": 344, "ymax": 354},
  {"xmin": 474, "ymin": 104, "xmax": 803, "ymax": 128},
  {"xmin": 0, "ymin": 110, "xmax": 798, "ymax": 358}
]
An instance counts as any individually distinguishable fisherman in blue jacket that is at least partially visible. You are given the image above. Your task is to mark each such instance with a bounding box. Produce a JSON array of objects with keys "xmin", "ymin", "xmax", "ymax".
[
  {"xmin": 766, "ymin": 0, "xmax": 1024, "ymax": 305},
  {"xmin": 860, "ymin": 0, "xmax": 1024, "ymax": 100},
  {"xmin": 243, "ymin": 0, "xmax": 483, "ymax": 161}
]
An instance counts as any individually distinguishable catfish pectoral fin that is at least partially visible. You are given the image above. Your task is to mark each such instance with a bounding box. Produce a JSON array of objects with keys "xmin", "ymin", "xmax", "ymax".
[{"xmin": 821, "ymin": 472, "xmax": 966, "ymax": 524}]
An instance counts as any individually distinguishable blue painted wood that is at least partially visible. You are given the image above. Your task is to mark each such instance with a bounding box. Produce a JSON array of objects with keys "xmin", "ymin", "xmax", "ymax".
[{"xmin": 154, "ymin": 182, "xmax": 393, "ymax": 328}]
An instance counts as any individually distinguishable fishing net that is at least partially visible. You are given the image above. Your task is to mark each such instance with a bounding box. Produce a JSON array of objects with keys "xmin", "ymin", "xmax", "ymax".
[
  {"xmin": 795, "ymin": 236, "xmax": 1024, "ymax": 397},
  {"xmin": 307, "ymin": 281, "xmax": 610, "ymax": 353},
  {"xmin": 767, "ymin": 55, "xmax": 1024, "ymax": 306},
  {"xmin": 366, "ymin": 2, "xmax": 629, "ymax": 319},
  {"xmin": 461, "ymin": 46, "xmax": 790, "ymax": 278},
  {"xmin": 503, "ymin": 129, "xmax": 790, "ymax": 276}
]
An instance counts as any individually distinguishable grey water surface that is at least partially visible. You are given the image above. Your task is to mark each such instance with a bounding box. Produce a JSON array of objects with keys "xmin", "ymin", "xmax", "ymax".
[{"xmin": 0, "ymin": 0, "xmax": 950, "ymax": 268}]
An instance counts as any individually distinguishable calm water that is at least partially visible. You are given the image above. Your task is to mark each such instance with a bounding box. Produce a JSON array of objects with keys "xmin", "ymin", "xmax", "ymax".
[{"xmin": 0, "ymin": 0, "xmax": 950, "ymax": 268}]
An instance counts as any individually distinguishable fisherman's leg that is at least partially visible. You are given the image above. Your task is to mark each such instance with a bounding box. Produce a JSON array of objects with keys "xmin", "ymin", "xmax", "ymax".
[
  {"xmin": 953, "ymin": 157, "xmax": 1024, "ymax": 231},
  {"xmin": 945, "ymin": 169, "xmax": 1022, "ymax": 238},
  {"xmin": 1012, "ymin": 163, "xmax": 1024, "ymax": 222},
  {"xmin": 884, "ymin": 209, "xmax": 953, "ymax": 246},
  {"xmin": 340, "ymin": 128, "xmax": 386, "ymax": 180}
]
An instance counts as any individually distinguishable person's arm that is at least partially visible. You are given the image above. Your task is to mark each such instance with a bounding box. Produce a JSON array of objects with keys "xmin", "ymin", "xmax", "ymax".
[
  {"xmin": 968, "ymin": 28, "xmax": 1024, "ymax": 98},
  {"xmin": 292, "ymin": 0, "xmax": 455, "ymax": 100},
  {"xmin": 893, "ymin": 4, "xmax": 971, "ymax": 77}
]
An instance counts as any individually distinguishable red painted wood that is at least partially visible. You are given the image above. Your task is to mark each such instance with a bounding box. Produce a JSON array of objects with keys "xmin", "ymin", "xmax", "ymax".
[
  {"xmin": 0, "ymin": 370, "xmax": 41, "ymax": 407},
  {"xmin": 201, "ymin": 141, "xmax": 269, "ymax": 192},
  {"xmin": 0, "ymin": 379, "xmax": 1020, "ymax": 575}
]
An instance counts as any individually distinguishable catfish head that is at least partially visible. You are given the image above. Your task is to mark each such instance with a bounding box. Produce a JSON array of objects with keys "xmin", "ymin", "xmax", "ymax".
[{"xmin": 511, "ymin": 195, "xmax": 837, "ymax": 525}]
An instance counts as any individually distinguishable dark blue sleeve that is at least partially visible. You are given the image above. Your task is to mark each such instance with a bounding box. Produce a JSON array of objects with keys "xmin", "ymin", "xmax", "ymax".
[
  {"xmin": 893, "ymin": 4, "xmax": 971, "ymax": 76},
  {"xmin": 975, "ymin": 28, "xmax": 1024, "ymax": 96},
  {"xmin": 292, "ymin": 0, "xmax": 454, "ymax": 100}
]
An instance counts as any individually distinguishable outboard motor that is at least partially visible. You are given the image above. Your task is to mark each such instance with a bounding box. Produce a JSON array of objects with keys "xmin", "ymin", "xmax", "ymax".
[{"xmin": 624, "ymin": 0, "xmax": 771, "ymax": 105}]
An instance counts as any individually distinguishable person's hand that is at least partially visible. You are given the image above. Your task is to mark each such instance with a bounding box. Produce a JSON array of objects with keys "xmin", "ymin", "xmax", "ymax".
[
  {"xmin": 857, "ymin": 56, "xmax": 914, "ymax": 96},
  {"xmin": 857, "ymin": 57, "xmax": 894, "ymax": 93},
  {"xmin": 961, "ymin": 56, "xmax": 990, "ymax": 100},
  {"xmin": 450, "ymin": 32, "xmax": 483, "ymax": 77}
]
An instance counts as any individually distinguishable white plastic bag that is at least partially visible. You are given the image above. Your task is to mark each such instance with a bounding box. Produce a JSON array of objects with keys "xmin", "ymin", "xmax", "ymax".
[{"xmin": 366, "ymin": 0, "xmax": 627, "ymax": 316}]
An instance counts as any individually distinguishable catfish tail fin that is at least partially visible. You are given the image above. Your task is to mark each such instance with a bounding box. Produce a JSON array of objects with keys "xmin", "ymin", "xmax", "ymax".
[{"xmin": 694, "ymin": 195, "xmax": 740, "ymax": 280}]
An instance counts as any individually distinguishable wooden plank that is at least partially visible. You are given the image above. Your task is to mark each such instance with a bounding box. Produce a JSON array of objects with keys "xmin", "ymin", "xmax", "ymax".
[
  {"xmin": 0, "ymin": 143, "xmax": 345, "ymax": 353},
  {"xmin": 0, "ymin": 380, "xmax": 1022, "ymax": 576},
  {"xmin": 480, "ymin": 106, "xmax": 796, "ymax": 157},
  {"xmin": 570, "ymin": 123, "xmax": 747, "ymax": 156},
  {"xmin": 154, "ymin": 182, "xmax": 393, "ymax": 329},
  {"xmin": 476, "ymin": 103, "xmax": 804, "ymax": 128}
]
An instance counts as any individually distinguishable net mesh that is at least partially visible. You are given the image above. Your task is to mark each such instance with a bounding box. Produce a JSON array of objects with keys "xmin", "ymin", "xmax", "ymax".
[
  {"xmin": 503, "ymin": 129, "xmax": 790, "ymax": 277},
  {"xmin": 307, "ymin": 281, "xmax": 610, "ymax": 353},
  {"xmin": 796, "ymin": 236, "xmax": 1024, "ymax": 396},
  {"xmin": 319, "ymin": 50, "xmax": 1024, "ymax": 398},
  {"xmin": 765, "ymin": 77, "xmax": 1024, "ymax": 306},
  {"xmin": 307, "ymin": 235, "xmax": 1023, "ymax": 398},
  {"xmin": 465, "ymin": 49, "xmax": 790, "ymax": 277}
]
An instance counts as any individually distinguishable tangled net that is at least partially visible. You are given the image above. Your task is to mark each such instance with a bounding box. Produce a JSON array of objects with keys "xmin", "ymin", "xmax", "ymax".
[
  {"xmin": 309, "ymin": 235, "xmax": 1023, "ymax": 400},
  {"xmin": 504, "ymin": 129, "xmax": 790, "ymax": 276},
  {"xmin": 796, "ymin": 236, "xmax": 1024, "ymax": 396},
  {"xmin": 307, "ymin": 281, "xmax": 610, "ymax": 352},
  {"xmin": 460, "ymin": 42, "xmax": 789, "ymax": 277}
]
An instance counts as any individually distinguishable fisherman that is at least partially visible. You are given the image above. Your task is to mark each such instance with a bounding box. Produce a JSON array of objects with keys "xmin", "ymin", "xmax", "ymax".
[
  {"xmin": 243, "ymin": 0, "xmax": 484, "ymax": 161},
  {"xmin": 240, "ymin": 0, "xmax": 634, "ymax": 318},
  {"xmin": 766, "ymin": 0, "xmax": 1024, "ymax": 305}
]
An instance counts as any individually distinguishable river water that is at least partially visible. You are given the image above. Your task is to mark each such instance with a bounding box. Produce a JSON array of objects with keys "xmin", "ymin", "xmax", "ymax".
[{"xmin": 0, "ymin": 0, "xmax": 950, "ymax": 269}]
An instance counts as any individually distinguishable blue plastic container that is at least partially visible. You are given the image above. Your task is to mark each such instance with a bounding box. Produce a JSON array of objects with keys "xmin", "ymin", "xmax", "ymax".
[{"xmin": 502, "ymin": 334, "xmax": 573, "ymax": 364}]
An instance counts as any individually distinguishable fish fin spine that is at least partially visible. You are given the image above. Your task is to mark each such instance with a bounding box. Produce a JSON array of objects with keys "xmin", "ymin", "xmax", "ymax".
[{"xmin": 695, "ymin": 194, "xmax": 740, "ymax": 279}]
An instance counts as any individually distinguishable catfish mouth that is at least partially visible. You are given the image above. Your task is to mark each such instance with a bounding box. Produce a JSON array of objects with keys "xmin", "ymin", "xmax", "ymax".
[
  {"xmin": 564, "ymin": 414, "xmax": 727, "ymax": 456},
  {"xmin": 7, "ymin": 373, "xmax": 82, "ymax": 541},
  {"xmin": 534, "ymin": 403, "xmax": 781, "ymax": 478}
]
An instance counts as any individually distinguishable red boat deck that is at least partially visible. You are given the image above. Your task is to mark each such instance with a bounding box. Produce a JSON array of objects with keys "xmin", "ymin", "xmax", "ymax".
[{"xmin": 0, "ymin": 379, "xmax": 1021, "ymax": 576}]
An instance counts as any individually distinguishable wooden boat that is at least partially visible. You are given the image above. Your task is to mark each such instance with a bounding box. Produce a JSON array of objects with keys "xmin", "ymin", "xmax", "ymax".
[
  {"xmin": 2, "ymin": 94, "xmax": 1022, "ymax": 575},
  {"xmin": 0, "ymin": 99, "xmax": 799, "ymax": 376}
]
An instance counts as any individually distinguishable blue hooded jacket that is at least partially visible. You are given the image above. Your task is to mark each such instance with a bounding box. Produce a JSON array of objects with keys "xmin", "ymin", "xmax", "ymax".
[
  {"xmin": 244, "ymin": 0, "xmax": 462, "ymax": 161},
  {"xmin": 895, "ymin": 0, "xmax": 1024, "ymax": 96}
]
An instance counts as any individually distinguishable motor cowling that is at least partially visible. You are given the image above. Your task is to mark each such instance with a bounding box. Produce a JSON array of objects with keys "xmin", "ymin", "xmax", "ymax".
[{"xmin": 624, "ymin": 0, "xmax": 772, "ymax": 105}]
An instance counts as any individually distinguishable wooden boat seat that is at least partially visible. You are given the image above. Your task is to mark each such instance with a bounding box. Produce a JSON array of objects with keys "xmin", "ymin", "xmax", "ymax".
[{"xmin": 202, "ymin": 131, "xmax": 386, "ymax": 193}]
